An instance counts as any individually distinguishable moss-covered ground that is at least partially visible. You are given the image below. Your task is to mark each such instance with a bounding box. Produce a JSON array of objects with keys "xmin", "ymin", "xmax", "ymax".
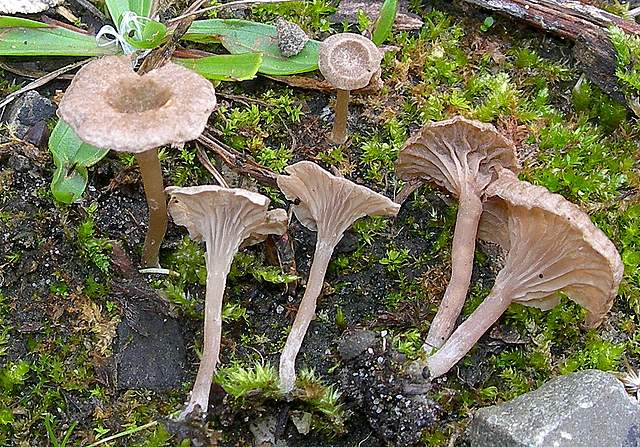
[{"xmin": 0, "ymin": 0, "xmax": 639, "ymax": 445}]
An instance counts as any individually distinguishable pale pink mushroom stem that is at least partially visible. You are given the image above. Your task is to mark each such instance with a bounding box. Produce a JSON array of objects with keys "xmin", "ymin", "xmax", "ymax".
[
  {"xmin": 279, "ymin": 240, "xmax": 335, "ymax": 393},
  {"xmin": 330, "ymin": 89, "xmax": 350, "ymax": 145},
  {"xmin": 181, "ymin": 257, "xmax": 233, "ymax": 417},
  {"xmin": 425, "ymin": 187, "xmax": 483, "ymax": 350},
  {"xmin": 426, "ymin": 280, "xmax": 513, "ymax": 379}
]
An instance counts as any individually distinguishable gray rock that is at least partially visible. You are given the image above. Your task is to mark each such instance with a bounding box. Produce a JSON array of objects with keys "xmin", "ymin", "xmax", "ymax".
[
  {"xmin": 467, "ymin": 370, "xmax": 640, "ymax": 447},
  {"xmin": 275, "ymin": 17, "xmax": 308, "ymax": 58},
  {"xmin": 4, "ymin": 91, "xmax": 56, "ymax": 139},
  {"xmin": 337, "ymin": 329, "xmax": 378, "ymax": 361},
  {"xmin": 115, "ymin": 306, "xmax": 186, "ymax": 391}
]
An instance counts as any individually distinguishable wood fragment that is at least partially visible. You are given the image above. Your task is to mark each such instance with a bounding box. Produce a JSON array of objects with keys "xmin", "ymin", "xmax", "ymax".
[{"xmin": 461, "ymin": 0, "xmax": 640, "ymax": 101}]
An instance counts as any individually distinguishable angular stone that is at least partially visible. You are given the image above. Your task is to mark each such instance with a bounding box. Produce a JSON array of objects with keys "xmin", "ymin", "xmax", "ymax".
[
  {"xmin": 4, "ymin": 91, "xmax": 56, "ymax": 139},
  {"xmin": 467, "ymin": 369, "xmax": 640, "ymax": 447},
  {"xmin": 337, "ymin": 329, "xmax": 378, "ymax": 361},
  {"xmin": 115, "ymin": 306, "xmax": 186, "ymax": 391}
]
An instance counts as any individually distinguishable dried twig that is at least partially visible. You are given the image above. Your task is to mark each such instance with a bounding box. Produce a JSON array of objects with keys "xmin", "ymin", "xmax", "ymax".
[
  {"xmin": 197, "ymin": 132, "xmax": 278, "ymax": 187},
  {"xmin": 196, "ymin": 144, "xmax": 229, "ymax": 187},
  {"xmin": 0, "ymin": 59, "xmax": 91, "ymax": 111},
  {"xmin": 72, "ymin": 0, "xmax": 109, "ymax": 22}
]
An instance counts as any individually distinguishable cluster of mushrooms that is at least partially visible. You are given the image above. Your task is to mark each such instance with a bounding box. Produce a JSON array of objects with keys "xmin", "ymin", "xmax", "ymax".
[{"xmin": 55, "ymin": 27, "xmax": 623, "ymax": 420}]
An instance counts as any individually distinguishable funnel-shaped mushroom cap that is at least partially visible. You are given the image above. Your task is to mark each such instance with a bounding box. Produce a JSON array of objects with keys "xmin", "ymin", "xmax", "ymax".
[
  {"xmin": 396, "ymin": 116, "xmax": 519, "ymax": 197},
  {"xmin": 58, "ymin": 56, "xmax": 217, "ymax": 153},
  {"xmin": 479, "ymin": 170, "xmax": 624, "ymax": 328},
  {"xmin": 318, "ymin": 33, "xmax": 383, "ymax": 91},
  {"xmin": 277, "ymin": 161, "xmax": 400, "ymax": 244},
  {"xmin": 166, "ymin": 185, "xmax": 287, "ymax": 252},
  {"xmin": 1, "ymin": 0, "xmax": 60, "ymax": 13}
]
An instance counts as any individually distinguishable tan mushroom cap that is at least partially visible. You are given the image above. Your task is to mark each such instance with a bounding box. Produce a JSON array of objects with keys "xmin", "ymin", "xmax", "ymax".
[
  {"xmin": 396, "ymin": 116, "xmax": 519, "ymax": 197},
  {"xmin": 166, "ymin": 185, "xmax": 287, "ymax": 249},
  {"xmin": 318, "ymin": 33, "xmax": 383, "ymax": 91},
  {"xmin": 0, "ymin": 0, "xmax": 60, "ymax": 13},
  {"xmin": 58, "ymin": 55, "xmax": 217, "ymax": 153},
  {"xmin": 479, "ymin": 169, "xmax": 624, "ymax": 328},
  {"xmin": 277, "ymin": 161, "xmax": 400, "ymax": 244}
]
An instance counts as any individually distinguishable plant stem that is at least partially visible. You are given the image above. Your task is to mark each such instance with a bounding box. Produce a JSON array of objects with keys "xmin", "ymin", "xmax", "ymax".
[
  {"xmin": 424, "ymin": 188, "xmax": 483, "ymax": 351},
  {"xmin": 279, "ymin": 239, "xmax": 335, "ymax": 393},
  {"xmin": 136, "ymin": 149, "xmax": 167, "ymax": 268},
  {"xmin": 329, "ymin": 89, "xmax": 350, "ymax": 145},
  {"xmin": 181, "ymin": 252, "xmax": 232, "ymax": 418},
  {"xmin": 426, "ymin": 279, "xmax": 512, "ymax": 379}
]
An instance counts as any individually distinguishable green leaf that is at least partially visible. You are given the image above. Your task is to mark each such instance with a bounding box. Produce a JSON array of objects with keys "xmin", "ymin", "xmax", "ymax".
[
  {"xmin": 106, "ymin": 0, "xmax": 156, "ymax": 28},
  {"xmin": 174, "ymin": 53, "xmax": 262, "ymax": 81},
  {"xmin": 129, "ymin": 0, "xmax": 156, "ymax": 18},
  {"xmin": 371, "ymin": 0, "xmax": 397, "ymax": 45},
  {"xmin": 184, "ymin": 19, "xmax": 320, "ymax": 75},
  {"xmin": 49, "ymin": 121, "xmax": 109, "ymax": 204},
  {"xmin": 0, "ymin": 16, "xmax": 47, "ymax": 28},
  {"xmin": 124, "ymin": 18, "xmax": 167, "ymax": 49},
  {"xmin": 0, "ymin": 19, "xmax": 114, "ymax": 56}
]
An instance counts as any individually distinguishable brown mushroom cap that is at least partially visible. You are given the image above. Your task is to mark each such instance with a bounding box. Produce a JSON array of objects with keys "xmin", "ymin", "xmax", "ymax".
[
  {"xmin": 396, "ymin": 116, "xmax": 519, "ymax": 197},
  {"xmin": 1, "ymin": 0, "xmax": 60, "ymax": 13},
  {"xmin": 166, "ymin": 185, "xmax": 286, "ymax": 248},
  {"xmin": 318, "ymin": 33, "xmax": 383, "ymax": 91},
  {"xmin": 58, "ymin": 55, "xmax": 217, "ymax": 153},
  {"xmin": 479, "ymin": 169, "xmax": 624, "ymax": 327},
  {"xmin": 278, "ymin": 161, "xmax": 399, "ymax": 243}
]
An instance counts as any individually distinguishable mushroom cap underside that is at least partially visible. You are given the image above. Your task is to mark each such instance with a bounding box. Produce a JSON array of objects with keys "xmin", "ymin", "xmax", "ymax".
[
  {"xmin": 58, "ymin": 56, "xmax": 217, "ymax": 153},
  {"xmin": 318, "ymin": 33, "xmax": 383, "ymax": 91},
  {"xmin": 396, "ymin": 116, "xmax": 519, "ymax": 197},
  {"xmin": 478, "ymin": 170, "xmax": 624, "ymax": 328},
  {"xmin": 277, "ymin": 161, "xmax": 400, "ymax": 243},
  {"xmin": 166, "ymin": 185, "xmax": 286, "ymax": 249}
]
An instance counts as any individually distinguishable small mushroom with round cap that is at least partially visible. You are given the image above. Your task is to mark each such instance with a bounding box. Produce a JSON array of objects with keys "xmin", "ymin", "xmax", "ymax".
[
  {"xmin": 419, "ymin": 169, "xmax": 623, "ymax": 380},
  {"xmin": 166, "ymin": 185, "xmax": 288, "ymax": 419},
  {"xmin": 396, "ymin": 116, "xmax": 518, "ymax": 352},
  {"xmin": 318, "ymin": 33, "xmax": 383, "ymax": 145},
  {"xmin": 277, "ymin": 161, "xmax": 400, "ymax": 392},
  {"xmin": 58, "ymin": 55, "xmax": 217, "ymax": 267}
]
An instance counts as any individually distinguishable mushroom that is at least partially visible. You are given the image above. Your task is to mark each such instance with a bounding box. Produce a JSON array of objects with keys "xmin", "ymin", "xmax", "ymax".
[
  {"xmin": 318, "ymin": 33, "xmax": 383, "ymax": 145},
  {"xmin": 166, "ymin": 185, "xmax": 288, "ymax": 418},
  {"xmin": 395, "ymin": 116, "xmax": 518, "ymax": 352},
  {"xmin": 420, "ymin": 169, "xmax": 623, "ymax": 379},
  {"xmin": 58, "ymin": 55, "xmax": 216, "ymax": 267},
  {"xmin": 277, "ymin": 161, "xmax": 400, "ymax": 392}
]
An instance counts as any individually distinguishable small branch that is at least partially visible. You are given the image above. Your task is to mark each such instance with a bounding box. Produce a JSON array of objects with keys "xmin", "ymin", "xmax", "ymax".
[
  {"xmin": 196, "ymin": 144, "xmax": 230, "ymax": 187},
  {"xmin": 197, "ymin": 132, "xmax": 278, "ymax": 187},
  {"xmin": 0, "ymin": 59, "xmax": 90, "ymax": 111}
]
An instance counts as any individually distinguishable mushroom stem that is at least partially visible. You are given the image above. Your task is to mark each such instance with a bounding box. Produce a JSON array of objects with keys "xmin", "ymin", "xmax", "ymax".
[
  {"xmin": 136, "ymin": 149, "xmax": 168, "ymax": 268},
  {"xmin": 329, "ymin": 89, "xmax": 350, "ymax": 145},
  {"xmin": 181, "ymin": 254, "xmax": 233, "ymax": 418},
  {"xmin": 424, "ymin": 188, "xmax": 484, "ymax": 351},
  {"xmin": 279, "ymin": 239, "xmax": 336, "ymax": 393},
  {"xmin": 426, "ymin": 280, "xmax": 513, "ymax": 379}
]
